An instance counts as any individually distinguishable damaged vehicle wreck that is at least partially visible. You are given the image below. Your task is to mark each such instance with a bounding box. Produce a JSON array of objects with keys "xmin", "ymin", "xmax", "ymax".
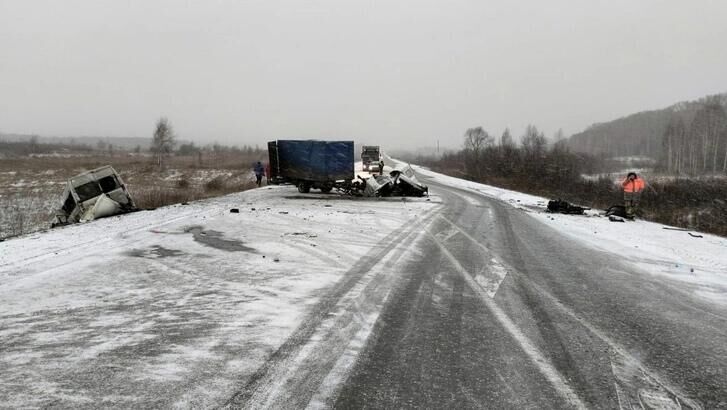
[
  {"xmin": 362, "ymin": 164, "xmax": 428, "ymax": 197},
  {"xmin": 52, "ymin": 165, "xmax": 137, "ymax": 227}
]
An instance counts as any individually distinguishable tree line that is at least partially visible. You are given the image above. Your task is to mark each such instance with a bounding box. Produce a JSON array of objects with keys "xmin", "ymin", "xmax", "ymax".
[
  {"xmin": 416, "ymin": 124, "xmax": 727, "ymax": 237},
  {"xmin": 661, "ymin": 97, "xmax": 727, "ymax": 174},
  {"xmin": 567, "ymin": 93, "xmax": 727, "ymax": 163},
  {"xmin": 428, "ymin": 125, "xmax": 597, "ymax": 192}
]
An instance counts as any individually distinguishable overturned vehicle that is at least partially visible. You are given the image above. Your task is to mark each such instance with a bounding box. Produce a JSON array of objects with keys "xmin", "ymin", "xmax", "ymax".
[
  {"xmin": 53, "ymin": 166, "xmax": 137, "ymax": 226},
  {"xmin": 362, "ymin": 164, "xmax": 428, "ymax": 197}
]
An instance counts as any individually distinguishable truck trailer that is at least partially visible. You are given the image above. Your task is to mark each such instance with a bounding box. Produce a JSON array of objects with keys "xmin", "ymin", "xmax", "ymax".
[{"xmin": 268, "ymin": 140, "xmax": 355, "ymax": 193}]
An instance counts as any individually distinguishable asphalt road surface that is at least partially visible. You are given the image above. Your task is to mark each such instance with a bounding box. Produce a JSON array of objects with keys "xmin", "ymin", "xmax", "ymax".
[{"xmin": 232, "ymin": 176, "xmax": 727, "ymax": 409}]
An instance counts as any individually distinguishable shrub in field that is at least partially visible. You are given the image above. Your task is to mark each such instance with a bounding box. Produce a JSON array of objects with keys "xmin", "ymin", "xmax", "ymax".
[
  {"xmin": 132, "ymin": 186, "xmax": 197, "ymax": 209},
  {"xmin": 238, "ymin": 180, "xmax": 258, "ymax": 191},
  {"xmin": 638, "ymin": 178, "xmax": 727, "ymax": 236},
  {"xmin": 0, "ymin": 193, "xmax": 55, "ymax": 240},
  {"xmin": 205, "ymin": 176, "xmax": 226, "ymax": 192},
  {"xmin": 176, "ymin": 175, "xmax": 190, "ymax": 189}
]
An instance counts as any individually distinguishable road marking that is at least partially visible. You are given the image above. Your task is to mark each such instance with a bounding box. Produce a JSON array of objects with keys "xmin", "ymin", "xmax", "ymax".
[
  {"xmin": 437, "ymin": 213, "xmax": 701, "ymax": 409},
  {"xmin": 437, "ymin": 214, "xmax": 507, "ymax": 298},
  {"xmin": 426, "ymin": 228, "xmax": 588, "ymax": 410},
  {"xmin": 510, "ymin": 271, "xmax": 701, "ymax": 409},
  {"xmin": 434, "ymin": 182, "xmax": 701, "ymax": 408}
]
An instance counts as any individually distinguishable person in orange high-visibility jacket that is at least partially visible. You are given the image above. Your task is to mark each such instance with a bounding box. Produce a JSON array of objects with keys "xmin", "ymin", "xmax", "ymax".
[{"xmin": 621, "ymin": 172, "xmax": 645, "ymax": 218}]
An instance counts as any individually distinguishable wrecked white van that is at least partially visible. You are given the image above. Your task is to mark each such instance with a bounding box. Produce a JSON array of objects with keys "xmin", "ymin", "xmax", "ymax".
[{"xmin": 53, "ymin": 166, "xmax": 137, "ymax": 226}]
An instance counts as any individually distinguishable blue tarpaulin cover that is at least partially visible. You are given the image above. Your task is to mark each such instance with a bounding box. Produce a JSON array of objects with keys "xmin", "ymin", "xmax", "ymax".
[{"xmin": 273, "ymin": 140, "xmax": 354, "ymax": 182}]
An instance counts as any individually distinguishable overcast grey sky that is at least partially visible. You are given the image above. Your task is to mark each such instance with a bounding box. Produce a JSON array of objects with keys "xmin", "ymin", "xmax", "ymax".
[{"xmin": 1, "ymin": 0, "xmax": 726, "ymax": 149}]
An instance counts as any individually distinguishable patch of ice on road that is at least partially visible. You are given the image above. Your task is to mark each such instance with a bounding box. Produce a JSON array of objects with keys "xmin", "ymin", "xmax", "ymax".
[{"xmin": 474, "ymin": 258, "xmax": 509, "ymax": 298}]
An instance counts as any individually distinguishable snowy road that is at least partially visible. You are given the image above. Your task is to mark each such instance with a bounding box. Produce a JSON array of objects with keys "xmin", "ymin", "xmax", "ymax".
[
  {"xmin": 334, "ymin": 178, "xmax": 727, "ymax": 409},
  {"xmin": 2, "ymin": 166, "xmax": 727, "ymax": 408}
]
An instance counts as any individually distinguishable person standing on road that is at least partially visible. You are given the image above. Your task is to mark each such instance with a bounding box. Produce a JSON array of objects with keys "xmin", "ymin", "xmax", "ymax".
[
  {"xmin": 254, "ymin": 161, "xmax": 264, "ymax": 187},
  {"xmin": 378, "ymin": 160, "xmax": 384, "ymax": 175},
  {"xmin": 621, "ymin": 172, "xmax": 645, "ymax": 218}
]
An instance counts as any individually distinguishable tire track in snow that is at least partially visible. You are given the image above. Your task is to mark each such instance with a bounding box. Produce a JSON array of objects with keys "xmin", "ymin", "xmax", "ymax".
[
  {"xmin": 303, "ymin": 224, "xmax": 434, "ymax": 409},
  {"xmin": 433, "ymin": 182, "xmax": 703, "ymax": 409},
  {"xmin": 424, "ymin": 226, "xmax": 588, "ymax": 409},
  {"xmin": 221, "ymin": 206, "xmax": 441, "ymax": 408}
]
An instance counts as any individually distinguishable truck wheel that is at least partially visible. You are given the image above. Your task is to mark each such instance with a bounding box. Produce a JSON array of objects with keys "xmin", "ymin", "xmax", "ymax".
[{"xmin": 298, "ymin": 183, "xmax": 311, "ymax": 193}]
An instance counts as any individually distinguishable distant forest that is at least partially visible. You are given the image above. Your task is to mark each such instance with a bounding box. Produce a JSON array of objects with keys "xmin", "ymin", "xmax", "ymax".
[{"xmin": 567, "ymin": 93, "xmax": 727, "ymax": 174}]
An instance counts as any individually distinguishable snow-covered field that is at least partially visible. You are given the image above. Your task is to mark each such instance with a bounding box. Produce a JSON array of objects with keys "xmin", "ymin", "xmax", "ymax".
[
  {"xmin": 0, "ymin": 165, "xmax": 257, "ymax": 240},
  {"xmin": 410, "ymin": 164, "xmax": 727, "ymax": 306}
]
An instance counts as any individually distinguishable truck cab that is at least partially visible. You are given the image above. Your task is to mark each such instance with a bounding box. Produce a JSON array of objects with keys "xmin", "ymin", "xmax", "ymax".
[{"xmin": 361, "ymin": 145, "xmax": 380, "ymax": 171}]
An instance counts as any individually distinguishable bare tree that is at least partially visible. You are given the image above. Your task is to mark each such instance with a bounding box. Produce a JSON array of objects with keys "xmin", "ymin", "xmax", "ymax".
[
  {"xmin": 463, "ymin": 127, "xmax": 493, "ymax": 179},
  {"xmin": 521, "ymin": 124, "xmax": 547, "ymax": 158},
  {"xmin": 690, "ymin": 98, "xmax": 726, "ymax": 173},
  {"xmin": 500, "ymin": 128, "xmax": 514, "ymax": 148},
  {"xmin": 552, "ymin": 128, "xmax": 568, "ymax": 151},
  {"xmin": 520, "ymin": 125, "xmax": 548, "ymax": 181},
  {"xmin": 662, "ymin": 116, "xmax": 687, "ymax": 173},
  {"xmin": 29, "ymin": 135, "xmax": 39, "ymax": 154},
  {"xmin": 553, "ymin": 128, "xmax": 565, "ymax": 142},
  {"xmin": 152, "ymin": 117, "xmax": 176, "ymax": 169},
  {"xmin": 464, "ymin": 126, "xmax": 491, "ymax": 152}
]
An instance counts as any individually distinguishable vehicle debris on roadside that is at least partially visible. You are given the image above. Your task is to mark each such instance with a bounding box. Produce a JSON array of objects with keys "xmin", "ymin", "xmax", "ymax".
[
  {"xmin": 546, "ymin": 199, "xmax": 589, "ymax": 215},
  {"xmin": 52, "ymin": 165, "xmax": 137, "ymax": 227}
]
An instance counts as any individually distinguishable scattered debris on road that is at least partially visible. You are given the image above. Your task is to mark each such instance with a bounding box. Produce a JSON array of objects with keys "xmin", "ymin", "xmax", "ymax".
[
  {"xmin": 662, "ymin": 226, "xmax": 704, "ymax": 238},
  {"xmin": 52, "ymin": 165, "xmax": 137, "ymax": 227}
]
